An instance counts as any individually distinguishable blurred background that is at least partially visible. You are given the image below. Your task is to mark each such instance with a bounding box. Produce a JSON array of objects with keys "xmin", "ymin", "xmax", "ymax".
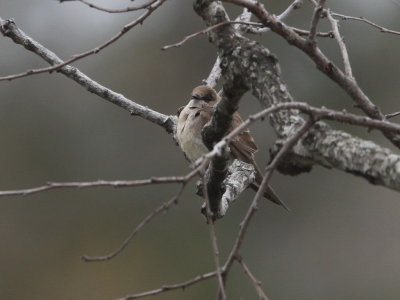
[{"xmin": 0, "ymin": 0, "xmax": 400, "ymax": 299}]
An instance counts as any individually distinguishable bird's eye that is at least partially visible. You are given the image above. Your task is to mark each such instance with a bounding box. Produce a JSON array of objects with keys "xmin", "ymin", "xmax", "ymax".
[{"xmin": 203, "ymin": 94, "xmax": 213, "ymax": 102}]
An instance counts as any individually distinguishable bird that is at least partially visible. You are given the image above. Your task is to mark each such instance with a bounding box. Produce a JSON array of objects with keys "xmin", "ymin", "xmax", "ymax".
[{"xmin": 176, "ymin": 85, "xmax": 288, "ymax": 210}]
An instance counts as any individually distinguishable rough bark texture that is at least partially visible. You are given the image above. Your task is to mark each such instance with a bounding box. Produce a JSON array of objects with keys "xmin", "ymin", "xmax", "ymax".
[
  {"xmin": 221, "ymin": 160, "xmax": 256, "ymax": 214},
  {"xmin": 194, "ymin": 0, "xmax": 400, "ymax": 191},
  {"xmin": 201, "ymin": 159, "xmax": 256, "ymax": 218}
]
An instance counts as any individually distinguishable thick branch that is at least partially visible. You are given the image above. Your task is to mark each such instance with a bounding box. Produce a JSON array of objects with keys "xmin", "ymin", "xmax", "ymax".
[
  {"xmin": 194, "ymin": 0, "xmax": 400, "ymax": 192},
  {"xmin": 222, "ymin": 0, "xmax": 400, "ymax": 148},
  {"xmin": 0, "ymin": 19, "xmax": 176, "ymax": 134},
  {"xmin": 193, "ymin": 1, "xmax": 253, "ymax": 218}
]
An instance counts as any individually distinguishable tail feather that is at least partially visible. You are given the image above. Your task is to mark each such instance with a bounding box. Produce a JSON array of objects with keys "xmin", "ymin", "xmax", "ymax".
[
  {"xmin": 228, "ymin": 141, "xmax": 290, "ymax": 211},
  {"xmin": 252, "ymin": 166, "xmax": 290, "ymax": 211},
  {"xmin": 250, "ymin": 181, "xmax": 290, "ymax": 211}
]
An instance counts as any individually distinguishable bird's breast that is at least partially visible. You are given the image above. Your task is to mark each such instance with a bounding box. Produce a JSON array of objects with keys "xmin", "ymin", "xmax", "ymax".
[{"xmin": 176, "ymin": 106, "xmax": 210, "ymax": 162}]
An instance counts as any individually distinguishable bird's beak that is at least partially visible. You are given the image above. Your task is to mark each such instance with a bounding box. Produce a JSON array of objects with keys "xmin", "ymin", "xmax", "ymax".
[{"xmin": 187, "ymin": 99, "xmax": 205, "ymax": 108}]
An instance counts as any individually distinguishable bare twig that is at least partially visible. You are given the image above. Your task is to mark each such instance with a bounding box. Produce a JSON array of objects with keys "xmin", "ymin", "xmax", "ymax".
[
  {"xmin": 194, "ymin": 102, "xmax": 400, "ymax": 170},
  {"xmin": 332, "ymin": 13, "xmax": 400, "ymax": 36},
  {"xmin": 162, "ymin": 21, "xmax": 264, "ymax": 50},
  {"xmin": 0, "ymin": 0, "xmax": 167, "ymax": 81},
  {"xmin": 162, "ymin": 20, "xmax": 333, "ymax": 51},
  {"xmin": 115, "ymin": 271, "xmax": 218, "ymax": 300},
  {"xmin": 278, "ymin": 0, "xmax": 304, "ymax": 20},
  {"xmin": 236, "ymin": 256, "xmax": 269, "ymax": 300},
  {"xmin": 222, "ymin": 0, "xmax": 400, "ymax": 148},
  {"xmin": 81, "ymin": 160, "xmax": 209, "ymax": 262},
  {"xmin": 0, "ymin": 177, "xmax": 187, "ymax": 197},
  {"xmin": 326, "ymin": 10, "xmax": 353, "ymax": 78},
  {"xmin": 202, "ymin": 177, "xmax": 226, "ymax": 300},
  {"xmin": 0, "ymin": 18, "xmax": 176, "ymax": 134},
  {"xmin": 242, "ymin": 0, "xmax": 304, "ymax": 34},
  {"xmin": 308, "ymin": 0, "xmax": 327, "ymax": 45},
  {"xmin": 222, "ymin": 119, "xmax": 315, "ymax": 274},
  {"xmin": 59, "ymin": 0, "xmax": 158, "ymax": 13},
  {"xmin": 308, "ymin": 0, "xmax": 400, "ymax": 36},
  {"xmin": 82, "ymin": 183, "xmax": 186, "ymax": 262},
  {"xmin": 386, "ymin": 111, "xmax": 400, "ymax": 119},
  {"xmin": 291, "ymin": 27, "xmax": 333, "ymax": 37},
  {"xmin": 1, "ymin": 102, "xmax": 399, "ymax": 199}
]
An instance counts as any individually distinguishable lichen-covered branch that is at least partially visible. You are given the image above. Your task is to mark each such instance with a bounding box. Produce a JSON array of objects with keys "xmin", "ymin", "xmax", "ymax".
[
  {"xmin": 222, "ymin": 0, "xmax": 400, "ymax": 149},
  {"xmin": 194, "ymin": 0, "xmax": 400, "ymax": 192}
]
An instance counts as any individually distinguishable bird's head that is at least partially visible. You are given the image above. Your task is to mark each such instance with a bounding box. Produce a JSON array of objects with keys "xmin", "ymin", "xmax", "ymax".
[{"xmin": 187, "ymin": 85, "xmax": 219, "ymax": 108}]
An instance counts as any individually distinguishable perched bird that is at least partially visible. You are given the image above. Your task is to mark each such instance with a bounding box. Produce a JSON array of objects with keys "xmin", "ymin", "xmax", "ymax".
[{"xmin": 176, "ymin": 85, "xmax": 288, "ymax": 210}]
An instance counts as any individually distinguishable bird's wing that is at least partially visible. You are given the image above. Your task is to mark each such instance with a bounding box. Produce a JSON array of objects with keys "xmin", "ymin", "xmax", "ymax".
[{"xmin": 228, "ymin": 113, "xmax": 258, "ymax": 163}]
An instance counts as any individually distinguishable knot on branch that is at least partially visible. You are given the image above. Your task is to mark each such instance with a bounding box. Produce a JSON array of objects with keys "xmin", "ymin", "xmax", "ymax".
[{"xmin": 0, "ymin": 19, "xmax": 16, "ymax": 36}]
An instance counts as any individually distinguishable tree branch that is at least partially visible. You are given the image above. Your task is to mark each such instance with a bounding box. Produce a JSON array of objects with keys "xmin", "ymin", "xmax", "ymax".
[
  {"xmin": 308, "ymin": 0, "xmax": 326, "ymax": 46},
  {"xmin": 222, "ymin": 0, "xmax": 400, "ymax": 148},
  {"xmin": 0, "ymin": 177, "xmax": 187, "ymax": 197},
  {"xmin": 332, "ymin": 12, "xmax": 400, "ymax": 36},
  {"xmin": 59, "ymin": 0, "xmax": 158, "ymax": 14},
  {"xmin": 223, "ymin": 119, "xmax": 315, "ymax": 276},
  {"xmin": 202, "ymin": 177, "xmax": 226, "ymax": 300},
  {"xmin": 0, "ymin": 0, "xmax": 167, "ymax": 81},
  {"xmin": 82, "ymin": 184, "xmax": 185, "ymax": 262},
  {"xmin": 0, "ymin": 18, "xmax": 176, "ymax": 134},
  {"xmin": 326, "ymin": 9, "xmax": 353, "ymax": 78},
  {"xmin": 115, "ymin": 271, "xmax": 218, "ymax": 300},
  {"xmin": 236, "ymin": 255, "xmax": 269, "ymax": 300},
  {"xmin": 194, "ymin": 0, "xmax": 400, "ymax": 193}
]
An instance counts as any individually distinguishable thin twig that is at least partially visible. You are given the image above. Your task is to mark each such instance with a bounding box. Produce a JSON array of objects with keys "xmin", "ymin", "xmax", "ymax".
[
  {"xmin": 236, "ymin": 256, "xmax": 269, "ymax": 300},
  {"xmin": 0, "ymin": 177, "xmax": 186, "ymax": 197},
  {"xmin": 82, "ymin": 184, "xmax": 185, "ymax": 262},
  {"xmin": 0, "ymin": 18, "xmax": 176, "ymax": 134},
  {"xmin": 332, "ymin": 12, "xmax": 400, "ymax": 36},
  {"xmin": 193, "ymin": 101, "xmax": 400, "ymax": 169},
  {"xmin": 292, "ymin": 27, "xmax": 333, "ymax": 37},
  {"xmin": 386, "ymin": 111, "xmax": 400, "ymax": 119},
  {"xmin": 81, "ymin": 161, "xmax": 208, "ymax": 262},
  {"xmin": 308, "ymin": 0, "xmax": 400, "ymax": 36},
  {"xmin": 308, "ymin": 0, "xmax": 327, "ymax": 45},
  {"xmin": 278, "ymin": 0, "xmax": 304, "ymax": 20},
  {"xmin": 162, "ymin": 21, "xmax": 264, "ymax": 50},
  {"xmin": 60, "ymin": 0, "xmax": 158, "ymax": 13},
  {"xmin": 326, "ymin": 10, "xmax": 353, "ymax": 78},
  {"xmin": 222, "ymin": 0, "xmax": 400, "ymax": 149},
  {"xmin": 222, "ymin": 119, "xmax": 315, "ymax": 274},
  {"xmin": 202, "ymin": 177, "xmax": 226, "ymax": 300},
  {"xmin": 162, "ymin": 20, "xmax": 333, "ymax": 51},
  {"xmin": 243, "ymin": 0, "xmax": 304, "ymax": 34},
  {"xmin": 115, "ymin": 271, "xmax": 218, "ymax": 300},
  {"xmin": 1, "ymin": 102, "xmax": 399, "ymax": 198},
  {"xmin": 0, "ymin": 0, "xmax": 167, "ymax": 81}
]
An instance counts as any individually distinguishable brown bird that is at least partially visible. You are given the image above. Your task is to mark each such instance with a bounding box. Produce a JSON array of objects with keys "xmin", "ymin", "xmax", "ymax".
[{"xmin": 176, "ymin": 85, "xmax": 288, "ymax": 210}]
